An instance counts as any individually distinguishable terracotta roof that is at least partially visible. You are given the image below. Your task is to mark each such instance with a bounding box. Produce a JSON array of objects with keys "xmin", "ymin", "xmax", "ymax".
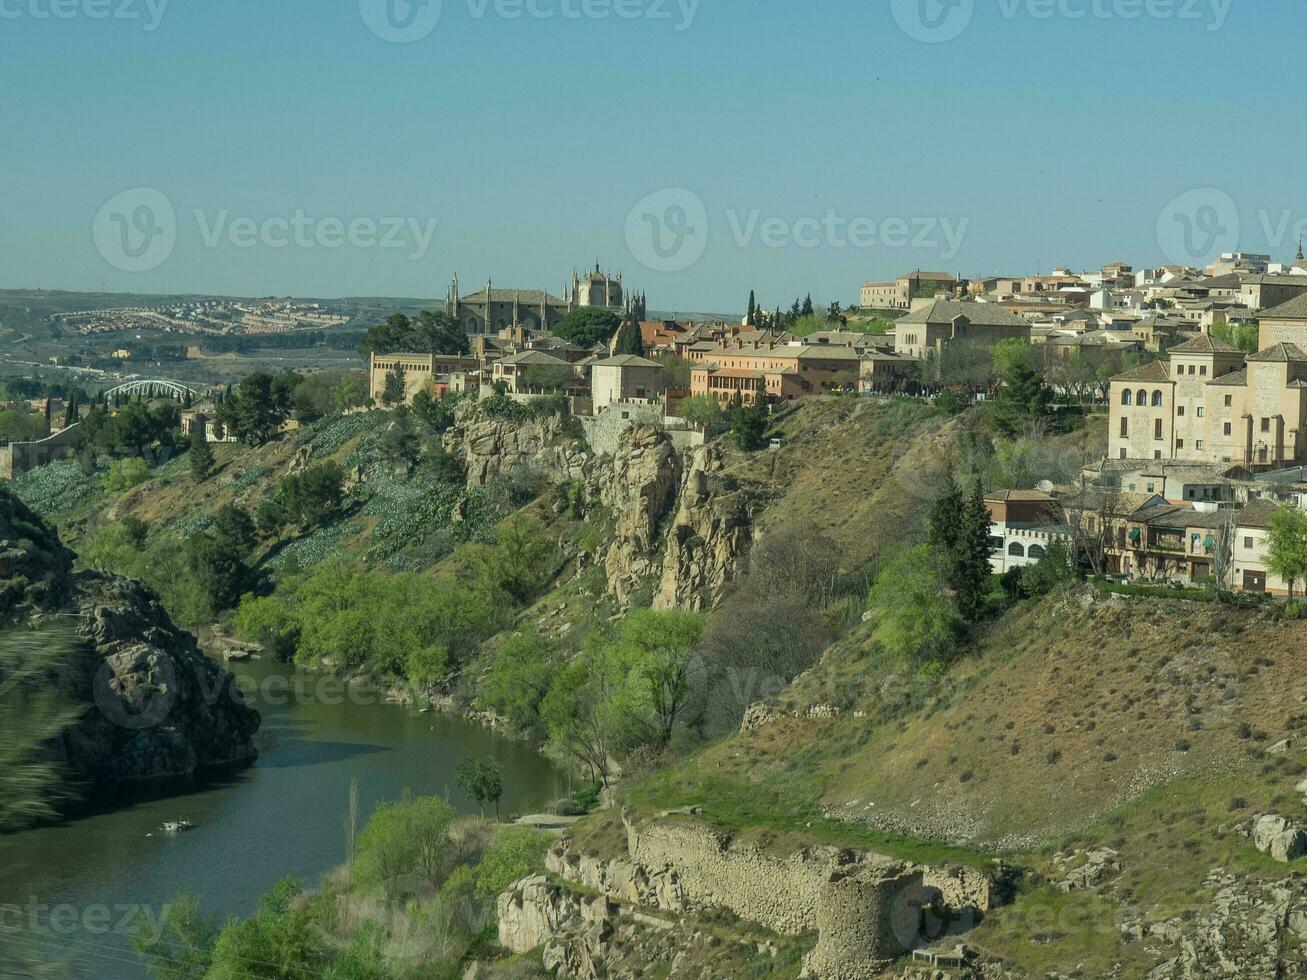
[{"xmin": 985, "ymin": 490, "xmax": 1055, "ymax": 503}]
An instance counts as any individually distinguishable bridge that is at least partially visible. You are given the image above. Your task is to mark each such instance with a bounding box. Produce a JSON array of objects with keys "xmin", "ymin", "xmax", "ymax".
[{"xmin": 103, "ymin": 379, "xmax": 202, "ymax": 400}]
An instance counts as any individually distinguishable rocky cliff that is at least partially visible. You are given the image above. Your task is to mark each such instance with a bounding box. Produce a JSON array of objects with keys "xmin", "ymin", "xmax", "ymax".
[
  {"xmin": 443, "ymin": 404, "xmax": 754, "ymax": 612},
  {"xmin": 0, "ymin": 487, "xmax": 260, "ymax": 786}
]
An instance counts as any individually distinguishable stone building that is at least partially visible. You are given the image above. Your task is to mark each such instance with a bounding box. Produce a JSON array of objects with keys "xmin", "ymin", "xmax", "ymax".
[
  {"xmin": 590, "ymin": 355, "xmax": 664, "ymax": 410},
  {"xmin": 860, "ymin": 271, "xmax": 960, "ymax": 311},
  {"xmin": 1258, "ymin": 292, "xmax": 1307, "ymax": 349},
  {"xmin": 444, "ymin": 265, "xmax": 646, "ymax": 335},
  {"xmin": 369, "ymin": 352, "xmax": 480, "ymax": 405},
  {"xmin": 891, "ymin": 300, "xmax": 1030, "ymax": 359},
  {"xmin": 1108, "ymin": 336, "xmax": 1307, "ymax": 468}
]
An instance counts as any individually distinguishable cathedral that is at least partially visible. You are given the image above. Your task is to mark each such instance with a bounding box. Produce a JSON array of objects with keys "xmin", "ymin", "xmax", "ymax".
[{"xmin": 445, "ymin": 264, "xmax": 646, "ymax": 335}]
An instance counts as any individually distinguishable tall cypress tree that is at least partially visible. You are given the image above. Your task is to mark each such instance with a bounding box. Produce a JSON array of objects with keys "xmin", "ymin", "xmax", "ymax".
[
  {"xmin": 747, "ymin": 290, "xmax": 757, "ymax": 327},
  {"xmin": 954, "ymin": 480, "xmax": 994, "ymax": 623},
  {"xmin": 927, "ymin": 471, "xmax": 964, "ymax": 555}
]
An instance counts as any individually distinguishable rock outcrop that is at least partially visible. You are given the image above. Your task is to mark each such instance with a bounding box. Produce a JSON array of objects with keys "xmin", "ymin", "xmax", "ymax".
[
  {"xmin": 0, "ymin": 488, "xmax": 260, "ymax": 786},
  {"xmin": 443, "ymin": 409, "xmax": 589, "ymax": 489},
  {"xmin": 594, "ymin": 424, "xmax": 681, "ymax": 607},
  {"xmin": 654, "ymin": 446, "xmax": 762, "ymax": 611},
  {"xmin": 1251, "ymin": 813, "xmax": 1307, "ymax": 863}
]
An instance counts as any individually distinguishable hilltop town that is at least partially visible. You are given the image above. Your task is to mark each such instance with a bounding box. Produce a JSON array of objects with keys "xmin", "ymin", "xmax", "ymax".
[{"xmin": 3, "ymin": 250, "xmax": 1307, "ymax": 980}]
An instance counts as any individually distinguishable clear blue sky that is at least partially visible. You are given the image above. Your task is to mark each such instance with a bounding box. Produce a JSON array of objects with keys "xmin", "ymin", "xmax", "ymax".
[{"xmin": 1, "ymin": 0, "xmax": 1303, "ymax": 312}]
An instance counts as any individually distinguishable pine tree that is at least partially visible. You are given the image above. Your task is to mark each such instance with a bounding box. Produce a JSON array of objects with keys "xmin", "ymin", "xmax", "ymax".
[
  {"xmin": 991, "ymin": 360, "xmax": 1053, "ymax": 437},
  {"xmin": 801, "ymin": 294, "xmax": 814, "ymax": 317},
  {"xmin": 953, "ymin": 480, "xmax": 993, "ymax": 623},
  {"xmin": 43, "ymin": 398, "xmax": 52, "ymax": 426}
]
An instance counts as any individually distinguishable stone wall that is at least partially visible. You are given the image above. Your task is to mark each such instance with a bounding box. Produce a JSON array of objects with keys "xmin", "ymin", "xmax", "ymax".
[{"xmin": 527, "ymin": 811, "xmax": 1008, "ymax": 978}]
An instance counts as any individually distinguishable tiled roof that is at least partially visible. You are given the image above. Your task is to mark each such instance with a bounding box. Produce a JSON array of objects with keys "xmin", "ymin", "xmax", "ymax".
[
  {"xmin": 497, "ymin": 350, "xmax": 571, "ymax": 366},
  {"xmin": 1111, "ymin": 361, "xmax": 1172, "ymax": 383},
  {"xmin": 1259, "ymin": 293, "xmax": 1307, "ymax": 320},
  {"xmin": 1237, "ymin": 498, "xmax": 1282, "ymax": 529},
  {"xmin": 1247, "ymin": 342, "xmax": 1307, "ymax": 363},
  {"xmin": 896, "ymin": 300, "xmax": 1028, "ymax": 328},
  {"xmin": 591, "ymin": 355, "xmax": 662, "ymax": 368},
  {"xmin": 1208, "ymin": 368, "xmax": 1249, "ymax": 387},
  {"xmin": 1169, "ymin": 335, "xmax": 1243, "ymax": 354}
]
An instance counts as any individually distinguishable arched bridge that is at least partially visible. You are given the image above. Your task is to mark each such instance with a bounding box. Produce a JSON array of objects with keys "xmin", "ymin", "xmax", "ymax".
[{"xmin": 103, "ymin": 379, "xmax": 201, "ymax": 400}]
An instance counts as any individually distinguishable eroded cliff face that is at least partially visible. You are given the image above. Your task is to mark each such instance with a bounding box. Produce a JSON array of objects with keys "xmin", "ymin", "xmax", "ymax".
[
  {"xmin": 442, "ymin": 410, "xmax": 589, "ymax": 489},
  {"xmin": 442, "ymin": 406, "xmax": 757, "ymax": 613},
  {"xmin": 654, "ymin": 445, "xmax": 764, "ymax": 611},
  {"xmin": 0, "ymin": 488, "xmax": 260, "ymax": 785}
]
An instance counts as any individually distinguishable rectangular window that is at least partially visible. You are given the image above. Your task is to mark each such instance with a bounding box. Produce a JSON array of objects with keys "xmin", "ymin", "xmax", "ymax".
[
  {"xmin": 1121, "ymin": 418, "xmax": 1129, "ymax": 437},
  {"xmin": 1262, "ymin": 418, "xmax": 1271, "ymax": 432},
  {"xmin": 1224, "ymin": 423, "xmax": 1232, "ymax": 435},
  {"xmin": 1200, "ymin": 366, "xmax": 1207, "ymax": 376},
  {"xmin": 1225, "ymin": 395, "xmax": 1233, "ymax": 407},
  {"xmin": 1155, "ymin": 419, "xmax": 1163, "ymax": 439},
  {"xmin": 1177, "ymin": 406, "xmax": 1185, "ymax": 417},
  {"xmin": 1196, "ymin": 407, "xmax": 1204, "ymax": 417},
  {"xmin": 1176, "ymin": 440, "xmax": 1184, "ymax": 449},
  {"xmin": 1196, "ymin": 440, "xmax": 1204, "ymax": 450},
  {"xmin": 1245, "ymin": 537, "xmax": 1254, "ymax": 549}
]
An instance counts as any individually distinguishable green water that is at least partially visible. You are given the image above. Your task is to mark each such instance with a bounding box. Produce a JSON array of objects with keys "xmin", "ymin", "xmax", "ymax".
[{"xmin": 0, "ymin": 660, "xmax": 566, "ymax": 978}]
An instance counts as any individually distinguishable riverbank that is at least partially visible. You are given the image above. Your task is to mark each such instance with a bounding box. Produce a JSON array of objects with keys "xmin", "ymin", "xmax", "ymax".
[{"xmin": 0, "ymin": 658, "xmax": 566, "ymax": 979}]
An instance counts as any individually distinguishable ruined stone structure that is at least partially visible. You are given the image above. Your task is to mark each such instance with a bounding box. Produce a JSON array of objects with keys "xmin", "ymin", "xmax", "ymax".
[{"xmin": 498, "ymin": 811, "xmax": 1005, "ymax": 979}]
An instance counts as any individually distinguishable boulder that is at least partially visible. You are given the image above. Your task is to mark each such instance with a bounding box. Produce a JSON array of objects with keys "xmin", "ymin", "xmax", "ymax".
[{"xmin": 1252, "ymin": 814, "xmax": 1307, "ymax": 863}]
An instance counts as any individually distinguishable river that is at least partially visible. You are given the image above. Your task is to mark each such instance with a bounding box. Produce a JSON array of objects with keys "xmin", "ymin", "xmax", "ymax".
[{"xmin": 0, "ymin": 659, "xmax": 567, "ymax": 979}]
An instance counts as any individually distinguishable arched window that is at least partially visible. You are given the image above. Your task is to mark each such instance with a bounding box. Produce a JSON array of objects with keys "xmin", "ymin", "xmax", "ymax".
[
  {"xmin": 1122, "ymin": 389, "xmax": 1133, "ymax": 406},
  {"xmin": 1028, "ymin": 544, "xmax": 1046, "ymax": 560},
  {"xmin": 1152, "ymin": 390, "xmax": 1164, "ymax": 407},
  {"xmin": 1136, "ymin": 390, "xmax": 1148, "ymax": 406},
  {"xmin": 1008, "ymin": 542, "xmax": 1026, "ymax": 557}
]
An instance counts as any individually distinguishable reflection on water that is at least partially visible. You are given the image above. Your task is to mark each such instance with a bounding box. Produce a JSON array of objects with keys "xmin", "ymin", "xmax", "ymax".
[{"xmin": 0, "ymin": 660, "xmax": 566, "ymax": 979}]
